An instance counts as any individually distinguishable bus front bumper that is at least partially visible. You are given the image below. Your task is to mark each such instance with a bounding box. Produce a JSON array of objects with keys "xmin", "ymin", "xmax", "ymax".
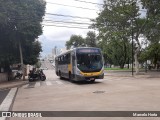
[{"xmin": 74, "ymin": 73, "xmax": 104, "ymax": 81}]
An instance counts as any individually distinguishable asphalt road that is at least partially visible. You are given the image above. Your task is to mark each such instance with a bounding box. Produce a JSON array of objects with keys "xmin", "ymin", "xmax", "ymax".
[
  {"xmin": 41, "ymin": 60, "xmax": 54, "ymax": 70},
  {"xmin": 0, "ymin": 89, "xmax": 10, "ymax": 105},
  {"xmin": 9, "ymin": 69, "xmax": 160, "ymax": 120}
]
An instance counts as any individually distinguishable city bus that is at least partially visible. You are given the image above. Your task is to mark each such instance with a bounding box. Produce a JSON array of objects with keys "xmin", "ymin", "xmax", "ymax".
[{"xmin": 55, "ymin": 47, "xmax": 104, "ymax": 82}]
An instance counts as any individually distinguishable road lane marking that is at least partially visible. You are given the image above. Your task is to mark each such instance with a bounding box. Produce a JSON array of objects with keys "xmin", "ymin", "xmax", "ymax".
[
  {"xmin": 56, "ymin": 81, "xmax": 63, "ymax": 85},
  {"xmin": 22, "ymin": 84, "xmax": 28, "ymax": 89},
  {"xmin": 0, "ymin": 88, "xmax": 17, "ymax": 112},
  {"xmin": 97, "ymin": 79, "xmax": 104, "ymax": 82},
  {"xmin": 46, "ymin": 81, "xmax": 52, "ymax": 86},
  {"xmin": 40, "ymin": 81, "xmax": 46, "ymax": 86},
  {"xmin": 28, "ymin": 82, "xmax": 36, "ymax": 88},
  {"xmin": 35, "ymin": 82, "xmax": 41, "ymax": 87}
]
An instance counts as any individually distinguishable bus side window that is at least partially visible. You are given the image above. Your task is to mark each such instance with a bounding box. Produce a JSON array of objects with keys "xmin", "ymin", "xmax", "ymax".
[
  {"xmin": 61, "ymin": 56, "xmax": 64, "ymax": 65},
  {"xmin": 72, "ymin": 55, "xmax": 75, "ymax": 65},
  {"xmin": 63, "ymin": 55, "xmax": 66, "ymax": 64},
  {"xmin": 66, "ymin": 53, "xmax": 70, "ymax": 64},
  {"xmin": 59, "ymin": 56, "xmax": 63, "ymax": 65},
  {"xmin": 58, "ymin": 57, "xmax": 61, "ymax": 64}
]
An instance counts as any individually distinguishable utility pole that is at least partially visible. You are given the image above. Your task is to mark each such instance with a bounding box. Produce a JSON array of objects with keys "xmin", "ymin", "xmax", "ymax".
[
  {"xmin": 131, "ymin": 19, "xmax": 134, "ymax": 76},
  {"xmin": 131, "ymin": 2, "xmax": 134, "ymax": 76},
  {"xmin": 145, "ymin": 40, "xmax": 147, "ymax": 73},
  {"xmin": 18, "ymin": 39, "xmax": 25, "ymax": 80},
  {"xmin": 15, "ymin": 25, "xmax": 25, "ymax": 80}
]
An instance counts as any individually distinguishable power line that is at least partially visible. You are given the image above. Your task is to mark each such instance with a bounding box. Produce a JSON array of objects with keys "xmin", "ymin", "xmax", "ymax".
[
  {"xmin": 44, "ymin": 17, "xmax": 91, "ymax": 22},
  {"xmin": 42, "ymin": 24, "xmax": 90, "ymax": 29},
  {"xmin": 44, "ymin": 24, "xmax": 89, "ymax": 29},
  {"xmin": 45, "ymin": 13, "xmax": 93, "ymax": 20},
  {"xmin": 47, "ymin": 2, "xmax": 97, "ymax": 11},
  {"xmin": 43, "ymin": 20, "xmax": 91, "ymax": 25},
  {"xmin": 74, "ymin": 0, "xmax": 103, "ymax": 6}
]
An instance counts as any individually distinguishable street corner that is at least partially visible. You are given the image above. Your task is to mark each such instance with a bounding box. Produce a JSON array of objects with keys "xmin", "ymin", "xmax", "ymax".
[
  {"xmin": 0, "ymin": 87, "xmax": 18, "ymax": 112},
  {"xmin": 0, "ymin": 80, "xmax": 29, "ymax": 90}
]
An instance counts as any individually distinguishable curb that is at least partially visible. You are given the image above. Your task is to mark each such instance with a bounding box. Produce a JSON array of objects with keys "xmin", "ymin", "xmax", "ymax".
[
  {"xmin": 104, "ymin": 70, "xmax": 160, "ymax": 78},
  {"xmin": 104, "ymin": 74, "xmax": 160, "ymax": 78},
  {"xmin": 0, "ymin": 81, "xmax": 28, "ymax": 91},
  {"xmin": 104, "ymin": 74, "xmax": 133, "ymax": 77},
  {"xmin": 0, "ymin": 88, "xmax": 18, "ymax": 120}
]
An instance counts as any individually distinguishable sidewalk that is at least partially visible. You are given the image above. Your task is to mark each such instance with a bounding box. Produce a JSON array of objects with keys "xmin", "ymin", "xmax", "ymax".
[
  {"xmin": 0, "ymin": 79, "xmax": 28, "ymax": 90},
  {"xmin": 104, "ymin": 70, "xmax": 160, "ymax": 78}
]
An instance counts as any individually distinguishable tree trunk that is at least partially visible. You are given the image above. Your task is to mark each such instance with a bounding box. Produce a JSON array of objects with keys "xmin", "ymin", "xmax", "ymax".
[
  {"xmin": 128, "ymin": 58, "xmax": 130, "ymax": 69},
  {"xmin": 134, "ymin": 45, "xmax": 140, "ymax": 74},
  {"xmin": 120, "ymin": 64, "xmax": 124, "ymax": 69}
]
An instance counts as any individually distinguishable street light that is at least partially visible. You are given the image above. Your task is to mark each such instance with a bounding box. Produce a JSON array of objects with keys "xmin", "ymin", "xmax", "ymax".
[
  {"xmin": 131, "ymin": 2, "xmax": 134, "ymax": 76},
  {"xmin": 145, "ymin": 39, "xmax": 148, "ymax": 73},
  {"xmin": 131, "ymin": 15, "xmax": 134, "ymax": 76}
]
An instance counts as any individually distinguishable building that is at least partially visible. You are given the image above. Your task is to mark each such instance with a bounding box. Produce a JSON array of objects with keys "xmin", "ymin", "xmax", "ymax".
[{"xmin": 52, "ymin": 46, "xmax": 67, "ymax": 59}]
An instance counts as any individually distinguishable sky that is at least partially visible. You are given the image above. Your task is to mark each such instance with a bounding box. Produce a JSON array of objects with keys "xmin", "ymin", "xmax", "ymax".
[{"xmin": 38, "ymin": 0, "xmax": 103, "ymax": 57}]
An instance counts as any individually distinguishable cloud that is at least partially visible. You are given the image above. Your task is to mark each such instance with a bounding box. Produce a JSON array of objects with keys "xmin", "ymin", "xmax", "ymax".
[
  {"xmin": 39, "ymin": 0, "xmax": 101, "ymax": 56},
  {"xmin": 39, "ymin": 35, "xmax": 66, "ymax": 56}
]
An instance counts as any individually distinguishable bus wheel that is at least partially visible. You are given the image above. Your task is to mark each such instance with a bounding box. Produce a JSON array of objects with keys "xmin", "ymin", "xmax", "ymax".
[
  {"xmin": 69, "ymin": 72, "xmax": 74, "ymax": 82},
  {"xmin": 59, "ymin": 71, "xmax": 63, "ymax": 80}
]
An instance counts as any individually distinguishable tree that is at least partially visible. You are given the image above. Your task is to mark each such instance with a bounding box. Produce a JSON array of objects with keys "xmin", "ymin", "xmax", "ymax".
[
  {"xmin": 23, "ymin": 41, "xmax": 42, "ymax": 65},
  {"xmin": 91, "ymin": 0, "xmax": 134, "ymax": 69},
  {"xmin": 139, "ymin": 43, "xmax": 160, "ymax": 69},
  {"xmin": 102, "ymin": 39, "xmax": 131, "ymax": 68},
  {"xmin": 65, "ymin": 35, "xmax": 85, "ymax": 49},
  {"xmin": 85, "ymin": 31, "xmax": 97, "ymax": 47},
  {"xmin": 140, "ymin": 0, "xmax": 160, "ymax": 69},
  {"xmin": 0, "ymin": 0, "xmax": 46, "ymax": 71},
  {"xmin": 91, "ymin": 0, "xmax": 160, "ymax": 73}
]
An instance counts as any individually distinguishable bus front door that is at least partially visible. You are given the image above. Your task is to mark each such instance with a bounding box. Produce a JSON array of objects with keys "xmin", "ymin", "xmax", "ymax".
[{"xmin": 71, "ymin": 54, "xmax": 76, "ymax": 79}]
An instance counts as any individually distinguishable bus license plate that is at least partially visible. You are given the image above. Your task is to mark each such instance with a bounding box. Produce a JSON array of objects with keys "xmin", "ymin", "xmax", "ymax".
[{"xmin": 90, "ymin": 78, "xmax": 95, "ymax": 80}]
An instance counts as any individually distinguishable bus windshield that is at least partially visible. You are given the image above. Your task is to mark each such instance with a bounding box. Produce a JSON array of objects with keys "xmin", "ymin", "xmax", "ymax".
[{"xmin": 76, "ymin": 49, "xmax": 103, "ymax": 72}]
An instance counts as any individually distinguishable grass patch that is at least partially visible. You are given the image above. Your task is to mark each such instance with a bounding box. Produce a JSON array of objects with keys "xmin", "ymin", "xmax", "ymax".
[{"xmin": 104, "ymin": 68, "xmax": 131, "ymax": 71}]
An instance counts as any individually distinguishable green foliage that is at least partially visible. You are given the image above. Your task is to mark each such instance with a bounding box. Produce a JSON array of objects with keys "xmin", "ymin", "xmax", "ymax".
[
  {"xmin": 139, "ymin": 43, "xmax": 160, "ymax": 66},
  {"xmin": 141, "ymin": 0, "xmax": 160, "ymax": 43},
  {"xmin": 66, "ymin": 31, "xmax": 99, "ymax": 50},
  {"xmin": 91, "ymin": 0, "xmax": 160, "ymax": 71},
  {"xmin": 65, "ymin": 35, "xmax": 85, "ymax": 49},
  {"xmin": 140, "ymin": 0, "xmax": 160, "ymax": 67},
  {"xmin": 23, "ymin": 41, "xmax": 42, "ymax": 65},
  {"xmin": 102, "ymin": 39, "xmax": 131, "ymax": 68},
  {"xmin": 91, "ymin": 0, "xmax": 135, "ymax": 68},
  {"xmin": 0, "ymin": 0, "xmax": 46, "ymax": 67},
  {"xmin": 85, "ymin": 31, "xmax": 97, "ymax": 47},
  {"xmin": 64, "ymin": 0, "xmax": 160, "ymax": 71},
  {"xmin": 35, "ymin": 60, "xmax": 41, "ymax": 68}
]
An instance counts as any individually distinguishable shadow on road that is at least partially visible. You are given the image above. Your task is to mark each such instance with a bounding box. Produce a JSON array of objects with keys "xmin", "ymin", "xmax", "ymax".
[{"xmin": 59, "ymin": 77, "xmax": 102, "ymax": 85}]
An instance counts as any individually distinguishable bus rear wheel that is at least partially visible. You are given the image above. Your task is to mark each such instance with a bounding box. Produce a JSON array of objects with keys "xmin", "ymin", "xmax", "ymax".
[{"xmin": 59, "ymin": 71, "xmax": 63, "ymax": 80}]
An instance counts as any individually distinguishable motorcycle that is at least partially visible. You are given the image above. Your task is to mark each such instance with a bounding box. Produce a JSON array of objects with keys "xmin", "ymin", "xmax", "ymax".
[
  {"xmin": 28, "ymin": 69, "xmax": 46, "ymax": 82},
  {"xmin": 39, "ymin": 70, "xmax": 46, "ymax": 81},
  {"xmin": 14, "ymin": 71, "xmax": 23, "ymax": 79}
]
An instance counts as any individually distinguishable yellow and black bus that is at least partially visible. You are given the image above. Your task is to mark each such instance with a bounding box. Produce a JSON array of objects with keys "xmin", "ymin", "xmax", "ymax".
[{"xmin": 55, "ymin": 47, "xmax": 104, "ymax": 82}]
